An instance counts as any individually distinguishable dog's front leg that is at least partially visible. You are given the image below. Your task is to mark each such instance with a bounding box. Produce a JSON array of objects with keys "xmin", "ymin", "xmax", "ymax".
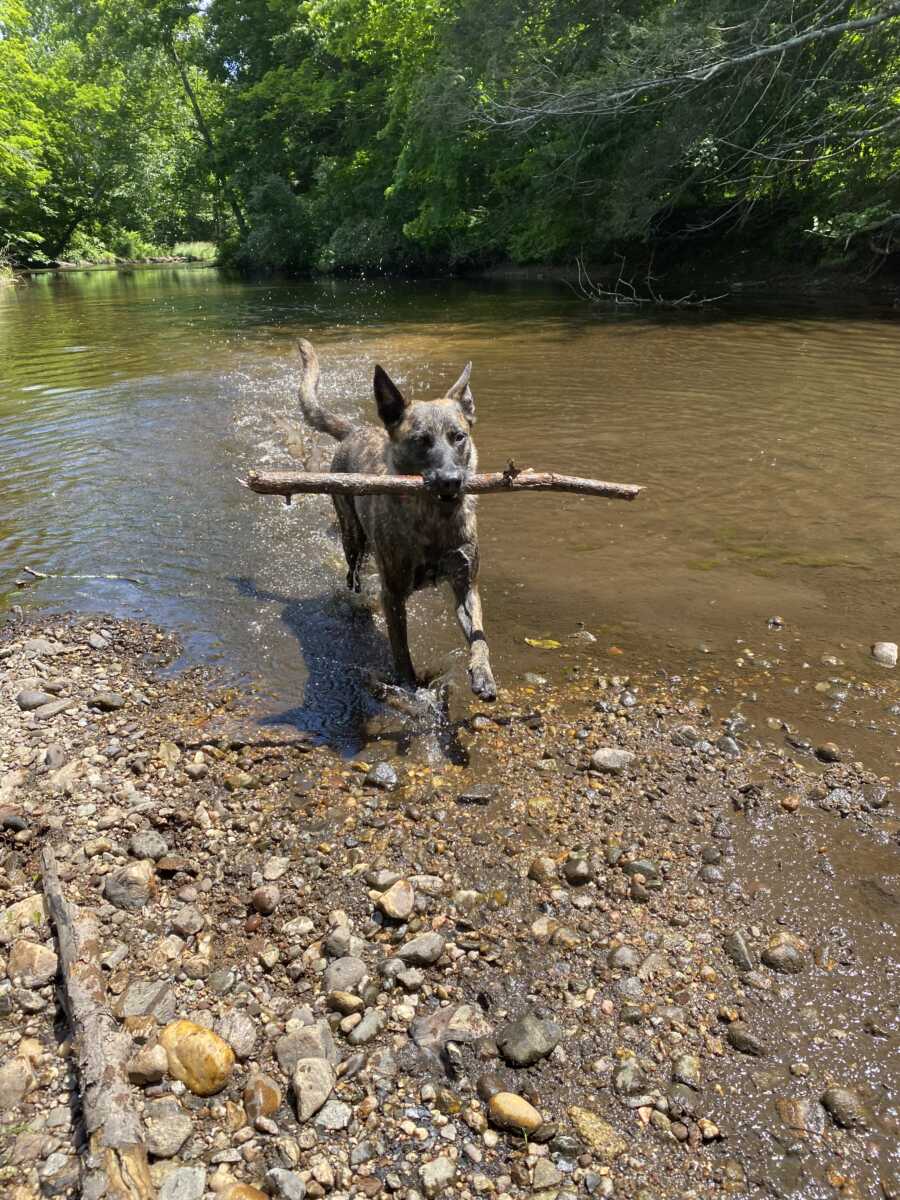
[
  {"xmin": 382, "ymin": 589, "xmax": 417, "ymax": 686},
  {"xmin": 451, "ymin": 575, "xmax": 497, "ymax": 703}
]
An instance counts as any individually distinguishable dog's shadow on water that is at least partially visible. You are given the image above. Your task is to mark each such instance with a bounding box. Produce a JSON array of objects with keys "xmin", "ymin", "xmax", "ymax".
[{"xmin": 231, "ymin": 576, "xmax": 469, "ymax": 764}]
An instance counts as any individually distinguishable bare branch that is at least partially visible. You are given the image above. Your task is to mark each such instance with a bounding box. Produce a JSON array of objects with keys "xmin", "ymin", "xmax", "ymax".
[{"xmin": 487, "ymin": 4, "xmax": 900, "ymax": 127}]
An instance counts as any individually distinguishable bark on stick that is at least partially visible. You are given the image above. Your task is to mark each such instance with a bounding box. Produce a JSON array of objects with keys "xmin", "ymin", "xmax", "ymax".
[
  {"xmin": 241, "ymin": 467, "xmax": 643, "ymax": 503},
  {"xmin": 40, "ymin": 845, "xmax": 155, "ymax": 1200}
]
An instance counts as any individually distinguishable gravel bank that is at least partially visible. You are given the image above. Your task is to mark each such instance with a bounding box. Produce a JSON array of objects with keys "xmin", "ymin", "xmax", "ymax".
[{"xmin": 1, "ymin": 613, "xmax": 897, "ymax": 1200}]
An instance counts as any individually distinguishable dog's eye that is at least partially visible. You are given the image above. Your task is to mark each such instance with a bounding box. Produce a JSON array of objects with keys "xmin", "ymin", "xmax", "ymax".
[
  {"xmin": 449, "ymin": 429, "xmax": 467, "ymax": 445},
  {"xmin": 414, "ymin": 432, "xmax": 433, "ymax": 449}
]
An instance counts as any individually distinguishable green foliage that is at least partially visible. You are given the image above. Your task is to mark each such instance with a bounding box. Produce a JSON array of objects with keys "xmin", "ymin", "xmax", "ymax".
[
  {"xmin": 172, "ymin": 240, "xmax": 217, "ymax": 260},
  {"xmin": 2, "ymin": 0, "xmax": 898, "ymax": 273}
]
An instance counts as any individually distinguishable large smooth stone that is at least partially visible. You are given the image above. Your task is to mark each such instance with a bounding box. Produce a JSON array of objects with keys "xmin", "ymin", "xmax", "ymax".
[{"xmin": 159, "ymin": 1020, "xmax": 235, "ymax": 1096}]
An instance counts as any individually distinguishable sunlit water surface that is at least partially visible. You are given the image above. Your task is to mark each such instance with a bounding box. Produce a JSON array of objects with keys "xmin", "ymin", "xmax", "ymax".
[{"xmin": 2, "ymin": 266, "xmax": 899, "ymax": 748}]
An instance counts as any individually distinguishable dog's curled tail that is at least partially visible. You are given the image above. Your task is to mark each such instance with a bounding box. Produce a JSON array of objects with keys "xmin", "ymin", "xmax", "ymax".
[{"xmin": 298, "ymin": 338, "xmax": 354, "ymax": 442}]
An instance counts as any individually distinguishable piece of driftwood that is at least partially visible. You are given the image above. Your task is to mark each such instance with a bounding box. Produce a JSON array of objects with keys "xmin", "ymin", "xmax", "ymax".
[
  {"xmin": 241, "ymin": 462, "xmax": 643, "ymax": 504},
  {"xmin": 40, "ymin": 845, "xmax": 155, "ymax": 1200}
]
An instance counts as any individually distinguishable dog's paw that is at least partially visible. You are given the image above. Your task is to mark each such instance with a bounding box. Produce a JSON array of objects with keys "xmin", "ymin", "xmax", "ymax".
[{"xmin": 470, "ymin": 665, "xmax": 497, "ymax": 703}]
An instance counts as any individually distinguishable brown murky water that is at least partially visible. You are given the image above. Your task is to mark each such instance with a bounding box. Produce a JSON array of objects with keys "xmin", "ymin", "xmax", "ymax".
[
  {"xmin": 1, "ymin": 267, "xmax": 898, "ymax": 1196},
  {"xmin": 1, "ymin": 266, "xmax": 898, "ymax": 752}
]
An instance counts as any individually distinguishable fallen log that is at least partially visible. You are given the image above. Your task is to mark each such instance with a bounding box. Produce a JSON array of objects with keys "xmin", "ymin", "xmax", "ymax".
[
  {"xmin": 40, "ymin": 845, "xmax": 155, "ymax": 1200},
  {"xmin": 241, "ymin": 463, "xmax": 643, "ymax": 504}
]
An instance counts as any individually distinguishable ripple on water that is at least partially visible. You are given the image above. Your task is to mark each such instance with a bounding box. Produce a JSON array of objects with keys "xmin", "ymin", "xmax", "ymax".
[{"xmin": 2, "ymin": 270, "xmax": 900, "ymax": 749}]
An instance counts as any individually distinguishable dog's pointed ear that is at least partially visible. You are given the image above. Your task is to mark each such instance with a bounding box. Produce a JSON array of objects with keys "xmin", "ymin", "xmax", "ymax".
[
  {"xmin": 373, "ymin": 365, "xmax": 408, "ymax": 430},
  {"xmin": 445, "ymin": 361, "xmax": 475, "ymax": 425}
]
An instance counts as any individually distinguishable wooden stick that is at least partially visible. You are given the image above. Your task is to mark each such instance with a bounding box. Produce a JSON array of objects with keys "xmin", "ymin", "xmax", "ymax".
[
  {"xmin": 40, "ymin": 845, "xmax": 155, "ymax": 1200},
  {"xmin": 241, "ymin": 465, "xmax": 643, "ymax": 503}
]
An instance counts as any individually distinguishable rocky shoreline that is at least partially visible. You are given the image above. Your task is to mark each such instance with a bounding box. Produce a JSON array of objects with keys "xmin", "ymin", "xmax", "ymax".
[{"xmin": 0, "ymin": 613, "xmax": 897, "ymax": 1200}]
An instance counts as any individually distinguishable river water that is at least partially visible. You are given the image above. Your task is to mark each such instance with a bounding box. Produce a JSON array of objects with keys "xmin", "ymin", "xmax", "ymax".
[{"xmin": 1, "ymin": 265, "xmax": 899, "ymax": 751}]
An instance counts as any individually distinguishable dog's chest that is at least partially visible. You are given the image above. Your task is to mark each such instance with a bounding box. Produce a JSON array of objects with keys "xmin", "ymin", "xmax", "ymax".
[{"xmin": 412, "ymin": 544, "xmax": 449, "ymax": 590}]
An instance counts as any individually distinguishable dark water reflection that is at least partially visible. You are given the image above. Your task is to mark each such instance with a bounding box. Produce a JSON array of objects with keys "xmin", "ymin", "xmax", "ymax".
[{"xmin": 2, "ymin": 265, "xmax": 899, "ymax": 749}]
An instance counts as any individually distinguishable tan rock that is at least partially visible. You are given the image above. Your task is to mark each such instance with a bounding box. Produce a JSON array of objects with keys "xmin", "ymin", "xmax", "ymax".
[
  {"xmin": 126, "ymin": 1042, "xmax": 168, "ymax": 1086},
  {"xmin": 0, "ymin": 1057, "xmax": 36, "ymax": 1110},
  {"xmin": 568, "ymin": 1107, "xmax": 627, "ymax": 1162},
  {"xmin": 488, "ymin": 1092, "xmax": 543, "ymax": 1134},
  {"xmin": 222, "ymin": 1188, "xmax": 267, "ymax": 1200},
  {"xmin": 208, "ymin": 1170, "xmax": 238, "ymax": 1195},
  {"xmin": 243, "ymin": 1073, "xmax": 281, "ymax": 1125},
  {"xmin": 0, "ymin": 894, "xmax": 48, "ymax": 944},
  {"xmin": 17, "ymin": 1038, "xmax": 44, "ymax": 1067},
  {"xmin": 292, "ymin": 1057, "xmax": 335, "ymax": 1121},
  {"xmin": 224, "ymin": 1101, "xmax": 245, "ymax": 1132},
  {"xmin": 327, "ymin": 990, "xmax": 365, "ymax": 1015},
  {"xmin": 159, "ymin": 1020, "xmax": 235, "ymax": 1096},
  {"xmin": 377, "ymin": 879, "xmax": 415, "ymax": 921}
]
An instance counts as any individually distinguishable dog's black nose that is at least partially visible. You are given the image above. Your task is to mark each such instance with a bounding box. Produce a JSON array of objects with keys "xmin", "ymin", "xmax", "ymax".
[{"xmin": 424, "ymin": 468, "xmax": 465, "ymax": 496}]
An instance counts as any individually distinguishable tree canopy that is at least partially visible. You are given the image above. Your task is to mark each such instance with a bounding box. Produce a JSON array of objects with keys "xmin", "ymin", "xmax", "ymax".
[{"xmin": 2, "ymin": 0, "xmax": 898, "ymax": 273}]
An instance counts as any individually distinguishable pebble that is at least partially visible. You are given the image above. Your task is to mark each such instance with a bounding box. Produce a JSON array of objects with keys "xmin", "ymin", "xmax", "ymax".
[
  {"xmin": 244, "ymin": 1073, "xmax": 282, "ymax": 1125},
  {"xmin": 113, "ymin": 979, "xmax": 176, "ymax": 1024},
  {"xmin": 34, "ymin": 697, "xmax": 76, "ymax": 719},
  {"xmin": 103, "ymin": 860, "xmax": 155, "ymax": 911},
  {"xmin": 263, "ymin": 856, "xmax": 290, "ymax": 881},
  {"xmin": 671, "ymin": 1054, "xmax": 702, "ymax": 1090},
  {"xmin": 872, "ymin": 641, "xmax": 898, "ymax": 668},
  {"xmin": 215, "ymin": 1009, "xmax": 258, "ymax": 1060},
  {"xmin": 822, "ymin": 1085, "xmax": 870, "ymax": 1129},
  {"xmin": 250, "ymin": 884, "xmax": 280, "ymax": 915},
  {"xmin": 727, "ymin": 1021, "xmax": 766, "ymax": 1057},
  {"xmin": 607, "ymin": 943, "xmax": 641, "ymax": 971},
  {"xmin": 314, "ymin": 1098, "xmax": 352, "ymax": 1130},
  {"xmin": 563, "ymin": 857, "xmax": 592, "ymax": 885},
  {"xmin": 159, "ymin": 1019, "xmax": 235, "ymax": 1095},
  {"xmin": 292, "ymin": 1058, "xmax": 336, "ymax": 1121},
  {"xmin": 457, "ymin": 784, "xmax": 494, "ymax": 805},
  {"xmin": 528, "ymin": 856, "xmax": 558, "ymax": 884},
  {"xmin": 533, "ymin": 1160, "xmax": 563, "ymax": 1189},
  {"xmin": 88, "ymin": 690, "xmax": 126, "ymax": 710},
  {"xmin": 419, "ymin": 1156, "xmax": 457, "ymax": 1197},
  {"xmin": 775, "ymin": 1097, "xmax": 825, "ymax": 1134},
  {"xmin": 724, "ymin": 929, "xmax": 756, "ymax": 972},
  {"xmin": 761, "ymin": 931, "xmax": 807, "ymax": 975},
  {"xmin": 567, "ymin": 1107, "xmax": 627, "ymax": 1162},
  {"xmin": 0, "ymin": 1057, "xmax": 35, "ymax": 1110},
  {"xmin": 16, "ymin": 690, "xmax": 55, "ymax": 711},
  {"xmin": 590, "ymin": 748, "xmax": 635, "ymax": 773},
  {"xmin": 266, "ymin": 1169, "xmax": 307, "ymax": 1200},
  {"xmin": 127, "ymin": 1042, "xmax": 168, "ymax": 1085},
  {"xmin": 8, "ymin": 939, "xmax": 58, "ymax": 987},
  {"xmin": 816, "ymin": 742, "xmax": 842, "ymax": 763},
  {"xmin": 377, "ymin": 879, "xmax": 415, "ymax": 920},
  {"xmin": 144, "ymin": 1096, "xmax": 193, "ymax": 1157},
  {"xmin": 488, "ymin": 1092, "xmax": 543, "ymax": 1134},
  {"xmin": 396, "ymin": 932, "xmax": 445, "ymax": 965},
  {"xmin": 129, "ymin": 829, "xmax": 168, "ymax": 860},
  {"xmin": 323, "ymin": 956, "xmax": 367, "ymax": 992},
  {"xmin": 172, "ymin": 905, "xmax": 206, "ymax": 938},
  {"xmin": 159, "ymin": 1166, "xmax": 207, "ymax": 1200},
  {"xmin": 347, "ymin": 1009, "xmax": 385, "ymax": 1045},
  {"xmin": 365, "ymin": 762, "xmax": 398, "ymax": 790},
  {"xmin": 497, "ymin": 1011, "xmax": 561, "ymax": 1066}
]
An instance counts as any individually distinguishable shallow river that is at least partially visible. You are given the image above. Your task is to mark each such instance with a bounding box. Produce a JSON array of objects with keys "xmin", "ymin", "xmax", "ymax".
[{"xmin": 1, "ymin": 265, "xmax": 899, "ymax": 750}]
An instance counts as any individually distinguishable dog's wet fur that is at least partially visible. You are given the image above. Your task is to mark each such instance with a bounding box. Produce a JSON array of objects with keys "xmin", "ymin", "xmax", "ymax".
[{"xmin": 297, "ymin": 339, "xmax": 496, "ymax": 701}]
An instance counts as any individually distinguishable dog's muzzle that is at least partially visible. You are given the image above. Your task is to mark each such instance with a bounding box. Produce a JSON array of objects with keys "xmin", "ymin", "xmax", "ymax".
[{"xmin": 424, "ymin": 468, "xmax": 466, "ymax": 503}]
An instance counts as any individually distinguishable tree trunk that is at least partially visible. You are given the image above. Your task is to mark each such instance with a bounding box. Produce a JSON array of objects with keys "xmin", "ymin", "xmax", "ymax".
[
  {"xmin": 165, "ymin": 36, "xmax": 248, "ymax": 238},
  {"xmin": 40, "ymin": 846, "xmax": 155, "ymax": 1200}
]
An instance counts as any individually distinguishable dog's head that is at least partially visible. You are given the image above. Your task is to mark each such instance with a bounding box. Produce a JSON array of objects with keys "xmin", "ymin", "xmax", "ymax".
[{"xmin": 374, "ymin": 362, "xmax": 477, "ymax": 502}]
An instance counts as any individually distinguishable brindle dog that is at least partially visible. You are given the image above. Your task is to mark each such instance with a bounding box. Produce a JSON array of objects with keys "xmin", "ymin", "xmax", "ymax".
[{"xmin": 297, "ymin": 339, "xmax": 496, "ymax": 702}]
